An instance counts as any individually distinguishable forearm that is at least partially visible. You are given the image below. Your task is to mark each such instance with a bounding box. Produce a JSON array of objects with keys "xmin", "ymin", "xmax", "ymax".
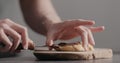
[{"xmin": 19, "ymin": 0, "xmax": 61, "ymax": 36}]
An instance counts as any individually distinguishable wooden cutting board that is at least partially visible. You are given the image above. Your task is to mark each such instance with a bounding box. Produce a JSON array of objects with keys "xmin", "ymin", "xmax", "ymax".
[{"xmin": 33, "ymin": 46, "xmax": 113, "ymax": 60}]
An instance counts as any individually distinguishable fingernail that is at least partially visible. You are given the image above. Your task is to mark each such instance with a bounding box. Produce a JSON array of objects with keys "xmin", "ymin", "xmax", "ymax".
[
  {"xmin": 85, "ymin": 47, "xmax": 88, "ymax": 51},
  {"xmin": 24, "ymin": 45, "xmax": 28, "ymax": 50},
  {"xmin": 46, "ymin": 41, "xmax": 53, "ymax": 46},
  {"xmin": 84, "ymin": 45, "xmax": 88, "ymax": 51},
  {"xmin": 91, "ymin": 41, "xmax": 95, "ymax": 46},
  {"xmin": 101, "ymin": 26, "xmax": 105, "ymax": 30},
  {"xmin": 92, "ymin": 21, "xmax": 95, "ymax": 24},
  {"xmin": 93, "ymin": 43, "xmax": 95, "ymax": 46}
]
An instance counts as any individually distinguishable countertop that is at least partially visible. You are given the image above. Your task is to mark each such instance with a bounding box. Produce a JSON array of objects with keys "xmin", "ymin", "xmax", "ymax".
[{"xmin": 0, "ymin": 50, "xmax": 120, "ymax": 63}]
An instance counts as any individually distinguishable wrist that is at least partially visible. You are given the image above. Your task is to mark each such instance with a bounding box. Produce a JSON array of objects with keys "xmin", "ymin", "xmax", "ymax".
[{"xmin": 44, "ymin": 19, "xmax": 62, "ymax": 30}]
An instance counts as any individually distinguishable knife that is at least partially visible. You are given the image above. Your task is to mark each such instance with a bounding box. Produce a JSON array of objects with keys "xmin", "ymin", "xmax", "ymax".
[
  {"xmin": 0, "ymin": 42, "xmax": 36, "ymax": 50},
  {"xmin": 0, "ymin": 42, "xmax": 58, "ymax": 51},
  {"xmin": 0, "ymin": 42, "xmax": 25, "ymax": 50}
]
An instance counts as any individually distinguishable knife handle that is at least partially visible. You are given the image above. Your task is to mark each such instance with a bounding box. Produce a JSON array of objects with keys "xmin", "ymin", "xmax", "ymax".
[{"xmin": 0, "ymin": 42, "xmax": 23, "ymax": 50}]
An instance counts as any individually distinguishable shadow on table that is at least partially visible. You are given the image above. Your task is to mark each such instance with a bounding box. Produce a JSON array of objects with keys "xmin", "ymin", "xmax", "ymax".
[{"xmin": 0, "ymin": 52, "xmax": 18, "ymax": 58}]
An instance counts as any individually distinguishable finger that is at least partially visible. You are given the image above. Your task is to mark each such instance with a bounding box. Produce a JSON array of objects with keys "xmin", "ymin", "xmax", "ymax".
[
  {"xmin": 58, "ymin": 30, "xmax": 79, "ymax": 40},
  {"xmin": 20, "ymin": 28, "xmax": 29, "ymax": 50},
  {"xmin": 12, "ymin": 27, "xmax": 28, "ymax": 49},
  {"xmin": 63, "ymin": 19, "xmax": 95, "ymax": 28},
  {"xmin": 4, "ymin": 27, "xmax": 21, "ymax": 52},
  {"xmin": 2, "ymin": 19, "xmax": 29, "ymax": 49},
  {"xmin": 89, "ymin": 26, "xmax": 105, "ymax": 32},
  {"xmin": 28, "ymin": 39, "xmax": 34, "ymax": 50},
  {"xmin": 75, "ymin": 26, "xmax": 88, "ymax": 50},
  {"xmin": 0, "ymin": 29, "xmax": 12, "ymax": 52},
  {"xmin": 1, "ymin": 19, "xmax": 23, "ymax": 28},
  {"xmin": 83, "ymin": 27, "xmax": 95, "ymax": 46},
  {"xmin": 46, "ymin": 37, "xmax": 54, "ymax": 47},
  {"xmin": 46, "ymin": 38, "xmax": 54, "ymax": 50},
  {"xmin": 46, "ymin": 32, "xmax": 54, "ymax": 47}
]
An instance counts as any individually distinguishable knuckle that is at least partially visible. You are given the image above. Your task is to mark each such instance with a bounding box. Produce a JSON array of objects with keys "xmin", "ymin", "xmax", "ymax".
[
  {"xmin": 77, "ymin": 26, "xmax": 85, "ymax": 30},
  {"xmin": 0, "ymin": 28, "xmax": 3, "ymax": 32},
  {"xmin": 87, "ymin": 29, "xmax": 91, "ymax": 32},
  {"xmin": 76, "ymin": 26, "xmax": 88, "ymax": 35},
  {"xmin": 0, "ymin": 32, "xmax": 4, "ymax": 39},
  {"xmin": 0, "ymin": 35, "xmax": 4, "ymax": 39},
  {"xmin": 89, "ymin": 20, "xmax": 95, "ymax": 23},
  {"xmin": 75, "ymin": 26, "xmax": 83, "ymax": 31},
  {"xmin": 78, "ymin": 26, "xmax": 84, "ymax": 28},
  {"xmin": 1, "ymin": 19, "xmax": 10, "ymax": 23},
  {"xmin": 0, "ymin": 18, "xmax": 12, "ymax": 24},
  {"xmin": 6, "ymin": 42, "xmax": 12, "ymax": 48},
  {"xmin": 82, "ymin": 31, "xmax": 87, "ymax": 35},
  {"xmin": 22, "ymin": 27, "xmax": 27, "ymax": 32},
  {"xmin": 4, "ymin": 18, "xmax": 11, "ymax": 21},
  {"xmin": 16, "ymin": 35, "xmax": 21, "ymax": 40},
  {"xmin": 0, "ymin": 23, "xmax": 8, "ymax": 28},
  {"xmin": 84, "ymin": 27, "xmax": 91, "ymax": 32},
  {"xmin": 23, "ymin": 27, "xmax": 27, "ymax": 31},
  {"xmin": 81, "ymin": 30, "xmax": 87, "ymax": 35}
]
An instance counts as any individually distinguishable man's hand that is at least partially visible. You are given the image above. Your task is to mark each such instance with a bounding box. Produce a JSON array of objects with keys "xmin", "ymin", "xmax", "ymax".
[
  {"xmin": 46, "ymin": 19, "xmax": 104, "ymax": 50},
  {"xmin": 0, "ymin": 19, "xmax": 34, "ymax": 52},
  {"xmin": 20, "ymin": 0, "xmax": 104, "ymax": 50}
]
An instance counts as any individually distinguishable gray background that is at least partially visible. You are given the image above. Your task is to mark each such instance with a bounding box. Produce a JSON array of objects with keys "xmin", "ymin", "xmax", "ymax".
[{"xmin": 0, "ymin": 0, "xmax": 120, "ymax": 52}]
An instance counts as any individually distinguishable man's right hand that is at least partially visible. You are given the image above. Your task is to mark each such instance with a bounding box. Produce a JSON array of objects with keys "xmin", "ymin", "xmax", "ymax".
[{"xmin": 46, "ymin": 19, "xmax": 104, "ymax": 50}]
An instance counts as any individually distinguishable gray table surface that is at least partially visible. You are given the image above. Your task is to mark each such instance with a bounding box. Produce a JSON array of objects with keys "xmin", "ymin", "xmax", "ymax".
[{"xmin": 0, "ymin": 50, "xmax": 120, "ymax": 63}]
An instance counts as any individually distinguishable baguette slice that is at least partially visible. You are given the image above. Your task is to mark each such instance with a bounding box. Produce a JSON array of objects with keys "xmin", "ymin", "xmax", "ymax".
[{"xmin": 53, "ymin": 42, "xmax": 94, "ymax": 51}]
